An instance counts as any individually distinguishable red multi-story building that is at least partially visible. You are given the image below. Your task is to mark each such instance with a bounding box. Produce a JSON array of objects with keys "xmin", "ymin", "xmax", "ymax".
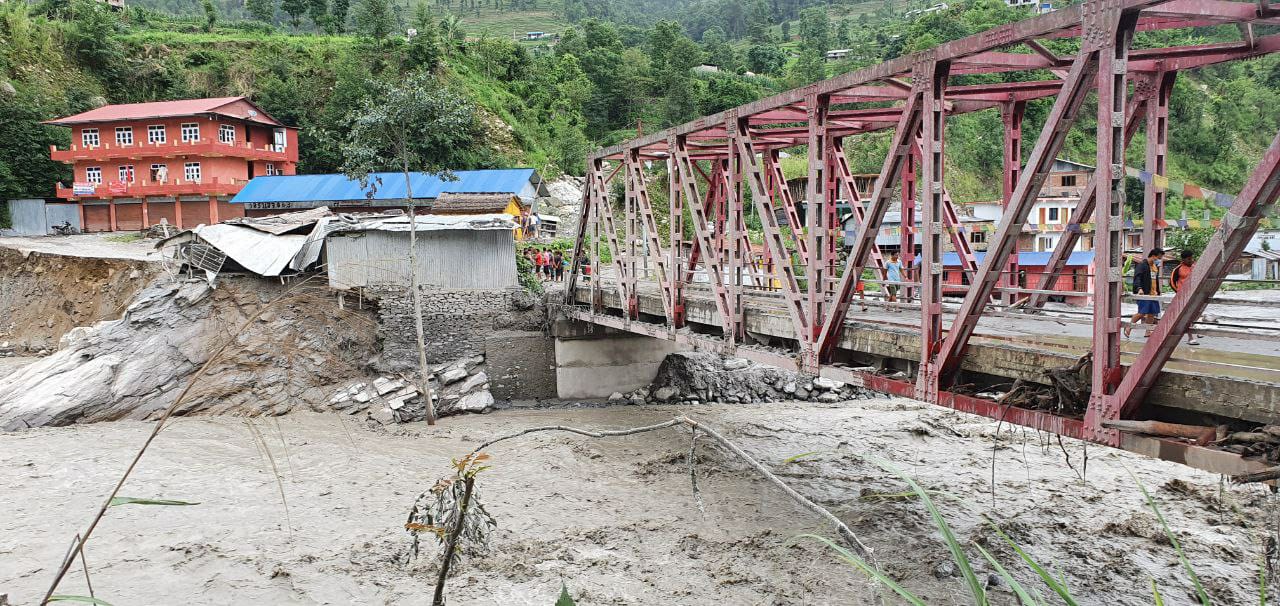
[{"xmin": 46, "ymin": 97, "xmax": 299, "ymax": 232}]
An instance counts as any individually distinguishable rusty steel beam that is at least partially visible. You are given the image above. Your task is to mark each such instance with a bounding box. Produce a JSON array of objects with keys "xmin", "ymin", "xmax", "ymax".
[
  {"xmin": 918, "ymin": 60, "xmax": 951, "ymax": 401},
  {"xmin": 805, "ymin": 93, "xmax": 832, "ymax": 346},
  {"xmin": 763, "ymin": 149, "xmax": 808, "ymax": 263},
  {"xmin": 591, "ymin": 2, "xmax": 1183, "ymax": 163},
  {"xmin": 1083, "ymin": 8, "xmax": 1139, "ymax": 445},
  {"xmin": 1113, "ymin": 128, "xmax": 1280, "ymax": 417},
  {"xmin": 667, "ymin": 137, "xmax": 686, "ymax": 327},
  {"xmin": 1142, "ymin": 72, "xmax": 1176, "ymax": 254},
  {"xmin": 1001, "ymin": 101, "xmax": 1026, "ymax": 306},
  {"xmin": 832, "ymin": 139, "xmax": 886, "ymax": 274}
]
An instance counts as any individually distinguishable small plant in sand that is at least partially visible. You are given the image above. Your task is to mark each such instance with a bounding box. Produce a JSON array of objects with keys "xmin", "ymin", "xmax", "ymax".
[{"xmin": 404, "ymin": 452, "xmax": 498, "ymax": 606}]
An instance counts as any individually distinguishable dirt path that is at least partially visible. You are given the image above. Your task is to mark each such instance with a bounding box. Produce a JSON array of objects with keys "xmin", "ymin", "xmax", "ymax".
[{"xmin": 0, "ymin": 400, "xmax": 1270, "ymax": 605}]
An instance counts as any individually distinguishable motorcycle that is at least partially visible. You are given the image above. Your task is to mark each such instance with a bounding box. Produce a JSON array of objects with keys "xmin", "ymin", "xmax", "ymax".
[{"xmin": 50, "ymin": 221, "xmax": 79, "ymax": 236}]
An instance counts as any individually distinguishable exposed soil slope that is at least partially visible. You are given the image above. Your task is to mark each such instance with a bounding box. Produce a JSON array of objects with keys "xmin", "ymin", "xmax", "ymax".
[{"xmin": 0, "ymin": 246, "xmax": 160, "ymax": 353}]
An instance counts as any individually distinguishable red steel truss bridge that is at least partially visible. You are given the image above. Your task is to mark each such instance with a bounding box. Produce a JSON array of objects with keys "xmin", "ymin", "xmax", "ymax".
[{"xmin": 560, "ymin": 0, "xmax": 1280, "ymax": 476}]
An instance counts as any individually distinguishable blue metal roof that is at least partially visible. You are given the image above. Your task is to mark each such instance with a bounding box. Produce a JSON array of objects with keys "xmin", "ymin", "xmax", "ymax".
[
  {"xmin": 231, "ymin": 169, "xmax": 539, "ymax": 204},
  {"xmin": 926, "ymin": 251, "xmax": 1094, "ymax": 267}
]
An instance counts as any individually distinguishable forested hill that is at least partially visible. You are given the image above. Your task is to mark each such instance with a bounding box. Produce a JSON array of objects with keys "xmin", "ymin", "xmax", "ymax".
[{"xmin": 2, "ymin": 0, "xmax": 1278, "ymax": 222}]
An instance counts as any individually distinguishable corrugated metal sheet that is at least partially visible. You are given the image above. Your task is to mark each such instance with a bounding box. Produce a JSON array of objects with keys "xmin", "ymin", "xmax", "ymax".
[
  {"xmin": 7, "ymin": 200, "xmax": 48, "ymax": 235},
  {"xmin": 231, "ymin": 170, "xmax": 544, "ymax": 205},
  {"xmin": 327, "ymin": 229, "xmax": 516, "ymax": 289}
]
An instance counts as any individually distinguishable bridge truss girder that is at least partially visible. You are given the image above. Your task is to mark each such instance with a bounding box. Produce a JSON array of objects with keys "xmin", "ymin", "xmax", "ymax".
[{"xmin": 564, "ymin": 0, "xmax": 1280, "ymax": 471}]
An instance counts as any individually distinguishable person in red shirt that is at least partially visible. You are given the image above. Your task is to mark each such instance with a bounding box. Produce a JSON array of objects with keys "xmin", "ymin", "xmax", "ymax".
[{"xmin": 1169, "ymin": 249, "xmax": 1201, "ymax": 346}]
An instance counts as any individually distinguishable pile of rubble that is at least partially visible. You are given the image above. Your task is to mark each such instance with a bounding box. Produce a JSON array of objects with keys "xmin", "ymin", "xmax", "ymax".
[
  {"xmin": 613, "ymin": 351, "xmax": 878, "ymax": 405},
  {"xmin": 326, "ymin": 355, "xmax": 494, "ymax": 424}
]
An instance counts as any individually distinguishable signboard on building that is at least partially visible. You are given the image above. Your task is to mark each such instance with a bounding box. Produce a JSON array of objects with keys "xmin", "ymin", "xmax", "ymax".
[{"xmin": 73, "ymin": 182, "xmax": 96, "ymax": 196}]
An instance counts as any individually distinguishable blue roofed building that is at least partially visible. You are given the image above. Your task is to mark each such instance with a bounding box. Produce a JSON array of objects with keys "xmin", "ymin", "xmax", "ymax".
[{"xmin": 231, "ymin": 169, "xmax": 548, "ymax": 216}]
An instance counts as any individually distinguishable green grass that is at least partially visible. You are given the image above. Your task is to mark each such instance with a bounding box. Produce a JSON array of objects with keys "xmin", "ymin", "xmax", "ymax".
[
  {"xmin": 104, "ymin": 233, "xmax": 143, "ymax": 243},
  {"xmin": 450, "ymin": 8, "xmax": 569, "ymax": 38}
]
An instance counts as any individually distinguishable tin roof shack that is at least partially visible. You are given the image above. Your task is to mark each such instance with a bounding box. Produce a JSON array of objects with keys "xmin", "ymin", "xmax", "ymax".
[
  {"xmin": 156, "ymin": 206, "xmax": 346, "ymax": 281},
  {"xmin": 326, "ymin": 214, "xmax": 518, "ymax": 290}
]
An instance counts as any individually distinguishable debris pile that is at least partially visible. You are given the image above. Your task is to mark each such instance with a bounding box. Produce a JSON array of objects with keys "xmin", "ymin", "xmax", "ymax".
[
  {"xmin": 628, "ymin": 351, "xmax": 878, "ymax": 405},
  {"xmin": 326, "ymin": 355, "xmax": 495, "ymax": 423},
  {"xmin": 1217, "ymin": 425, "xmax": 1280, "ymax": 463}
]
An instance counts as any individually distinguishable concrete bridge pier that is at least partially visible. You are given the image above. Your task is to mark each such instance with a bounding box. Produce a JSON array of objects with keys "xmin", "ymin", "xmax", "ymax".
[{"xmin": 550, "ymin": 318, "xmax": 688, "ymax": 399}]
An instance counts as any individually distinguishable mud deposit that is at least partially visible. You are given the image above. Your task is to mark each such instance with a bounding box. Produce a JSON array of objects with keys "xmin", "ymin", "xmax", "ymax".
[{"xmin": 1, "ymin": 400, "xmax": 1269, "ymax": 605}]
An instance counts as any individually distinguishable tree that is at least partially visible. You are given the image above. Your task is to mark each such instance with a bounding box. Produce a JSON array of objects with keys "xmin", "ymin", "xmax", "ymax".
[
  {"xmin": 834, "ymin": 18, "xmax": 850, "ymax": 48},
  {"xmin": 202, "ymin": 0, "xmax": 217, "ymax": 31},
  {"xmin": 330, "ymin": 0, "xmax": 350, "ymax": 30},
  {"xmin": 281, "ymin": 0, "xmax": 307, "ymax": 27},
  {"xmin": 353, "ymin": 0, "xmax": 395, "ymax": 41},
  {"xmin": 700, "ymin": 26, "xmax": 734, "ymax": 70},
  {"xmin": 341, "ymin": 74, "xmax": 482, "ymax": 426},
  {"xmin": 245, "ymin": 0, "xmax": 276, "ymax": 23},
  {"xmin": 407, "ymin": 1, "xmax": 442, "ymax": 70},
  {"xmin": 792, "ymin": 7, "xmax": 829, "ymax": 84},
  {"xmin": 745, "ymin": 44, "xmax": 784, "ymax": 75},
  {"xmin": 746, "ymin": 0, "xmax": 770, "ymax": 43},
  {"xmin": 307, "ymin": 0, "xmax": 328, "ymax": 30}
]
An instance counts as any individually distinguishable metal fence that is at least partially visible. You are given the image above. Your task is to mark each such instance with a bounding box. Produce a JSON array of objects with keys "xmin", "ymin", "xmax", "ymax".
[{"xmin": 326, "ymin": 228, "xmax": 517, "ymax": 290}]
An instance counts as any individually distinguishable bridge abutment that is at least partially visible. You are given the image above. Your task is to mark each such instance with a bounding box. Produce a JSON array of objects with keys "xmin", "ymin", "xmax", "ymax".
[{"xmin": 551, "ymin": 319, "xmax": 689, "ymax": 399}]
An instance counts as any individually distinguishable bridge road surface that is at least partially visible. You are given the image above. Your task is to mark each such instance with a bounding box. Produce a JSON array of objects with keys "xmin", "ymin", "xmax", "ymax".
[{"xmin": 575, "ymin": 263, "xmax": 1280, "ymax": 385}]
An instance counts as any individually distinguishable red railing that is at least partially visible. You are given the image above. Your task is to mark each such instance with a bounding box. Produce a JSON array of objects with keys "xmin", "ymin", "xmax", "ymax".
[
  {"xmin": 55, "ymin": 176, "xmax": 248, "ymax": 200},
  {"xmin": 49, "ymin": 138, "xmax": 295, "ymax": 163}
]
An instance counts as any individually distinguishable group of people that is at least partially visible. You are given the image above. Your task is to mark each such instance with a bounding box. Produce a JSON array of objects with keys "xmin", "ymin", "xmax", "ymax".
[
  {"xmin": 1127, "ymin": 247, "xmax": 1201, "ymax": 346},
  {"xmin": 524, "ymin": 247, "xmax": 567, "ymax": 282}
]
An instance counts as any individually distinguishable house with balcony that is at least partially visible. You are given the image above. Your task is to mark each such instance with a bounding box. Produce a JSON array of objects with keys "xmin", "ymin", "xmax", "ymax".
[{"xmin": 46, "ymin": 97, "xmax": 299, "ymax": 232}]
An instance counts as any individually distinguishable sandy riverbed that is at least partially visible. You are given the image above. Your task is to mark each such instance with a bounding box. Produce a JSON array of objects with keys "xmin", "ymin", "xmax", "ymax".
[{"xmin": 0, "ymin": 399, "xmax": 1270, "ymax": 605}]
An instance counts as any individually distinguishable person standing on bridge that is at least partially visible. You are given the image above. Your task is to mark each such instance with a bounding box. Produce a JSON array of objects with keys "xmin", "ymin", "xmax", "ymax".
[
  {"xmin": 1124, "ymin": 247, "xmax": 1163, "ymax": 338},
  {"xmin": 1169, "ymin": 249, "xmax": 1202, "ymax": 346},
  {"xmin": 885, "ymin": 252, "xmax": 903, "ymax": 312}
]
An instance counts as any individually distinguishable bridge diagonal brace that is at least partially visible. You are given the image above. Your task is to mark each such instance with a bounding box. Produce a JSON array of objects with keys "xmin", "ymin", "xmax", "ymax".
[
  {"xmin": 1111, "ymin": 127, "xmax": 1280, "ymax": 419},
  {"xmin": 626, "ymin": 149, "xmax": 673, "ymax": 320},
  {"xmin": 735, "ymin": 120, "xmax": 812, "ymax": 349},
  {"xmin": 831, "ymin": 140, "xmax": 885, "ymax": 273},
  {"xmin": 816, "ymin": 89, "xmax": 924, "ymax": 362},
  {"xmin": 564, "ymin": 168, "xmax": 595, "ymax": 302},
  {"xmin": 763, "ymin": 148, "xmax": 809, "ymax": 263},
  {"xmin": 589, "ymin": 159, "xmax": 634, "ymax": 318},
  {"xmin": 1026, "ymin": 89, "xmax": 1148, "ymax": 309},
  {"xmin": 930, "ymin": 29, "xmax": 1108, "ymax": 384},
  {"xmin": 674, "ymin": 138, "xmax": 736, "ymax": 337}
]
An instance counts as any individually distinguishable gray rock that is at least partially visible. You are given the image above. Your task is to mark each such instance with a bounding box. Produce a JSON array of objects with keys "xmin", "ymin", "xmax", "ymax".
[
  {"xmin": 794, "ymin": 387, "xmax": 810, "ymax": 400},
  {"xmin": 455, "ymin": 390, "xmax": 494, "ymax": 413},
  {"xmin": 374, "ymin": 377, "xmax": 404, "ymax": 396},
  {"xmin": 722, "ymin": 358, "xmax": 750, "ymax": 371},
  {"xmin": 783, "ymin": 381, "xmax": 797, "ymax": 394},
  {"xmin": 439, "ymin": 367, "xmax": 467, "ymax": 384},
  {"xmin": 817, "ymin": 392, "xmax": 841, "ymax": 403},
  {"xmin": 813, "ymin": 377, "xmax": 844, "ymax": 391},
  {"xmin": 653, "ymin": 386, "xmax": 680, "ymax": 401},
  {"xmin": 608, "ymin": 392, "xmax": 625, "ymax": 401},
  {"xmin": 458, "ymin": 371, "xmax": 489, "ymax": 394},
  {"xmin": 933, "ymin": 560, "xmax": 958, "ymax": 579},
  {"xmin": 353, "ymin": 391, "xmax": 372, "ymax": 403},
  {"xmin": 369, "ymin": 406, "xmax": 395, "ymax": 425}
]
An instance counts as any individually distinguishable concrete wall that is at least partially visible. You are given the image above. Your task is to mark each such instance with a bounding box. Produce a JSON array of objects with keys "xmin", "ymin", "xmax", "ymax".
[{"xmin": 555, "ymin": 332, "xmax": 688, "ymax": 399}]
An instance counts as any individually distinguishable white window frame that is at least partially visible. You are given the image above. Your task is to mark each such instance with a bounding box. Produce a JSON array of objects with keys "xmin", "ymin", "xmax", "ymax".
[
  {"xmin": 265, "ymin": 163, "xmax": 278, "ymax": 176},
  {"xmin": 81, "ymin": 128, "xmax": 100, "ymax": 148},
  {"xmin": 181, "ymin": 123, "xmax": 200, "ymax": 142},
  {"xmin": 115, "ymin": 126, "xmax": 133, "ymax": 146},
  {"xmin": 118, "ymin": 165, "xmax": 135, "ymax": 183},
  {"xmin": 147, "ymin": 125, "xmax": 167, "ymax": 144},
  {"xmin": 184, "ymin": 162, "xmax": 201, "ymax": 183},
  {"xmin": 219, "ymin": 124, "xmax": 236, "ymax": 144},
  {"xmin": 151, "ymin": 163, "xmax": 168, "ymax": 182},
  {"xmin": 85, "ymin": 167, "xmax": 102, "ymax": 185}
]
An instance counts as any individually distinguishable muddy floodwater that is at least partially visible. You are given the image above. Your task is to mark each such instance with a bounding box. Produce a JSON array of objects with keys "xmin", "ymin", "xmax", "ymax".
[{"xmin": 0, "ymin": 399, "xmax": 1270, "ymax": 605}]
